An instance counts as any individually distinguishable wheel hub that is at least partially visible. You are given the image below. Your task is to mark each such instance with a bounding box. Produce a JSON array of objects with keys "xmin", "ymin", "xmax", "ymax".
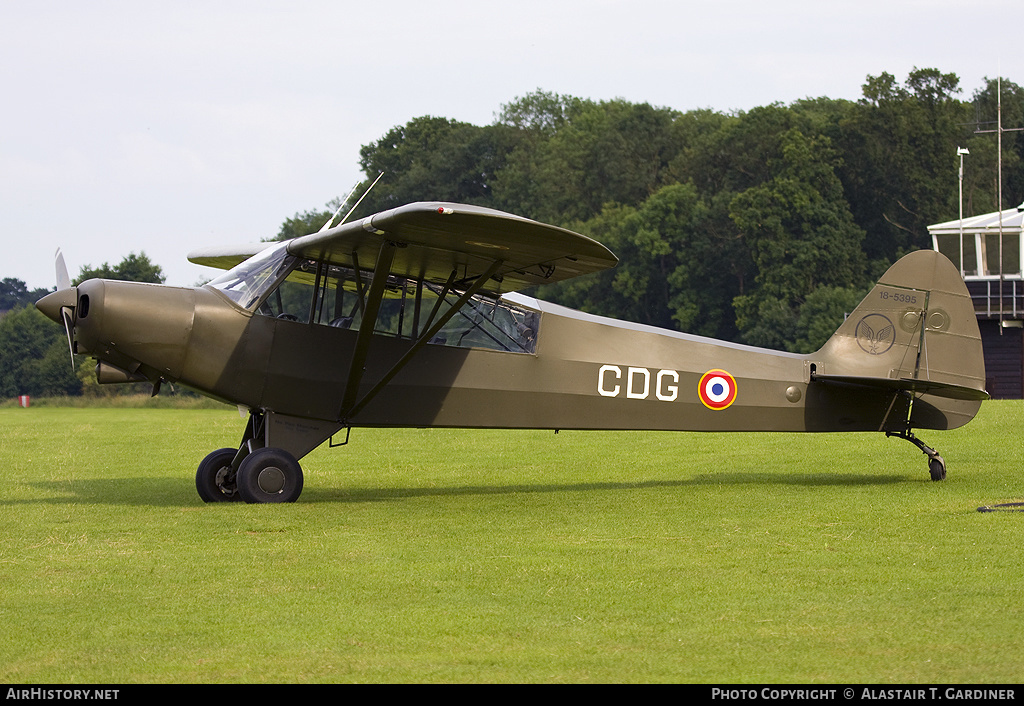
[
  {"xmin": 214, "ymin": 466, "xmax": 237, "ymax": 498},
  {"xmin": 256, "ymin": 466, "xmax": 286, "ymax": 494}
]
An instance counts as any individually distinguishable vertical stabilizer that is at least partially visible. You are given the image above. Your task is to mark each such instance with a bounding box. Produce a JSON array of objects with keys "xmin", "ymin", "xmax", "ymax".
[{"xmin": 814, "ymin": 249, "xmax": 987, "ymax": 430}]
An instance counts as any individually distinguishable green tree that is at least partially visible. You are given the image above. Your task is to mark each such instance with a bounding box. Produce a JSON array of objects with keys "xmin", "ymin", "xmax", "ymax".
[
  {"xmin": 730, "ymin": 128, "xmax": 867, "ymax": 349},
  {"xmin": 489, "ymin": 91, "xmax": 589, "ymax": 222},
  {"xmin": 1, "ymin": 278, "xmax": 51, "ymax": 312},
  {"xmin": 600, "ymin": 182, "xmax": 734, "ymax": 338},
  {"xmin": 492, "ymin": 98, "xmax": 683, "ymax": 224},
  {"xmin": 535, "ymin": 183, "xmax": 742, "ymax": 340},
  {"xmin": 792, "ymin": 285, "xmax": 869, "ymax": 353},
  {"xmin": 272, "ymin": 207, "xmax": 335, "ymax": 242},
  {"xmin": 497, "ymin": 89, "xmax": 585, "ymax": 135},
  {"xmin": 965, "ymin": 77, "xmax": 1024, "ymax": 214},
  {"xmin": 279, "ymin": 71, "xmax": 1023, "ymax": 350},
  {"xmin": 0, "ymin": 305, "xmax": 81, "ymax": 398},
  {"xmin": 75, "ymin": 252, "xmax": 166, "ymax": 285},
  {"xmin": 837, "ymin": 68, "xmax": 966, "ymax": 271},
  {"xmin": 355, "ymin": 116, "xmax": 507, "ymax": 217}
]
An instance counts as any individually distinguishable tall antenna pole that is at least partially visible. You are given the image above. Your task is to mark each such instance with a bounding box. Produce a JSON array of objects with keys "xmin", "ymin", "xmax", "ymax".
[
  {"xmin": 995, "ymin": 75, "xmax": 1003, "ymax": 329},
  {"xmin": 999, "ymin": 76, "xmax": 1004, "ymax": 328},
  {"xmin": 958, "ymin": 146, "xmax": 969, "ymax": 277},
  {"xmin": 975, "ymin": 75, "xmax": 1024, "ymax": 332}
]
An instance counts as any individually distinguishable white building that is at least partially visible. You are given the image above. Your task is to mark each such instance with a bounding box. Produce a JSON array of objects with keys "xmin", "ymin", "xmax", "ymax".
[{"xmin": 929, "ymin": 203, "xmax": 1024, "ymax": 397}]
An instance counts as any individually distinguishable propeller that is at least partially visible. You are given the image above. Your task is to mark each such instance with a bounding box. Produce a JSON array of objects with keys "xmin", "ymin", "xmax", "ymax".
[
  {"xmin": 55, "ymin": 247, "xmax": 71, "ymax": 291},
  {"xmin": 54, "ymin": 248, "xmax": 76, "ymax": 370},
  {"xmin": 42, "ymin": 248, "xmax": 164, "ymax": 395},
  {"xmin": 59, "ymin": 307, "xmax": 76, "ymax": 369}
]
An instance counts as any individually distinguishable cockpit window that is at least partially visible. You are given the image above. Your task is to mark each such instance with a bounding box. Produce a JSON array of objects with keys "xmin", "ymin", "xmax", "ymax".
[
  {"xmin": 208, "ymin": 250, "xmax": 539, "ymax": 353},
  {"xmin": 206, "ymin": 242, "xmax": 296, "ymax": 310}
]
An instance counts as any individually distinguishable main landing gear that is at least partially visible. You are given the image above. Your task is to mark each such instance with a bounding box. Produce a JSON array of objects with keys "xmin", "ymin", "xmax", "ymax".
[
  {"xmin": 886, "ymin": 429, "xmax": 947, "ymax": 481},
  {"xmin": 195, "ymin": 447, "xmax": 239, "ymax": 502},
  {"xmin": 195, "ymin": 411, "xmax": 305, "ymax": 503},
  {"xmin": 195, "ymin": 446, "xmax": 304, "ymax": 503}
]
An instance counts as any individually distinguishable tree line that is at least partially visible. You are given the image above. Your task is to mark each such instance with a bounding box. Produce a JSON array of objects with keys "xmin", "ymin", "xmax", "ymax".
[
  {"xmin": 3, "ymin": 67, "xmax": 1022, "ymax": 398},
  {"xmin": 283, "ymin": 68, "xmax": 1022, "ymax": 350},
  {"xmin": 0, "ymin": 254, "xmax": 165, "ymax": 398}
]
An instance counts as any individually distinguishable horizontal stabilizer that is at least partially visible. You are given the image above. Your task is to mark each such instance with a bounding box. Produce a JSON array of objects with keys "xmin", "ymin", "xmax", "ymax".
[{"xmin": 812, "ymin": 374, "xmax": 990, "ymax": 401}]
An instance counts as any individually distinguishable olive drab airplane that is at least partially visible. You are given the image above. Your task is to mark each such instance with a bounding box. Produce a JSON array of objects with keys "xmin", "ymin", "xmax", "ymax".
[{"xmin": 36, "ymin": 202, "xmax": 989, "ymax": 504}]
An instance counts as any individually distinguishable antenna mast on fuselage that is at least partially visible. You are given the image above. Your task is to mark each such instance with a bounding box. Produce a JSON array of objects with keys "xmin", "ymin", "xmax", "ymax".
[{"xmin": 318, "ymin": 172, "xmax": 385, "ymax": 233}]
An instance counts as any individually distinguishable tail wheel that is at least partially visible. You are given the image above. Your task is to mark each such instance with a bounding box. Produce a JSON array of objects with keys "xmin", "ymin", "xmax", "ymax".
[
  {"xmin": 196, "ymin": 447, "xmax": 241, "ymax": 502},
  {"xmin": 237, "ymin": 447, "xmax": 304, "ymax": 503}
]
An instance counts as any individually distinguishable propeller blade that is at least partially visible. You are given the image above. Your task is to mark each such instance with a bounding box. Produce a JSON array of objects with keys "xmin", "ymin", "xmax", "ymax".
[
  {"xmin": 60, "ymin": 306, "xmax": 76, "ymax": 371},
  {"xmin": 54, "ymin": 248, "xmax": 76, "ymax": 370},
  {"xmin": 55, "ymin": 248, "xmax": 71, "ymax": 291}
]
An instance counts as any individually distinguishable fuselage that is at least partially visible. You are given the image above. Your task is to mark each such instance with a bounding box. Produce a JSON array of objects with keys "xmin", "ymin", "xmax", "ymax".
[
  {"xmin": 37, "ymin": 276, "xmax": 979, "ymax": 436},
  {"xmin": 34, "ymin": 205, "xmax": 989, "ymax": 502}
]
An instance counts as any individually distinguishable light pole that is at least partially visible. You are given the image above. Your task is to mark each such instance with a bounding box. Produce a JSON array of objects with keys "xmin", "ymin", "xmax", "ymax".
[{"xmin": 957, "ymin": 146, "xmax": 969, "ymax": 278}]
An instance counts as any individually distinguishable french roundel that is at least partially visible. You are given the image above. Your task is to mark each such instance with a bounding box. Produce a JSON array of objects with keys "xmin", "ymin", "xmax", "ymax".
[{"xmin": 698, "ymin": 369, "xmax": 737, "ymax": 410}]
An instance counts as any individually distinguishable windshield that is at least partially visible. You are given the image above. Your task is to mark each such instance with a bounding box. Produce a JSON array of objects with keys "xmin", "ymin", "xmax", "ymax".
[{"xmin": 206, "ymin": 242, "xmax": 296, "ymax": 310}]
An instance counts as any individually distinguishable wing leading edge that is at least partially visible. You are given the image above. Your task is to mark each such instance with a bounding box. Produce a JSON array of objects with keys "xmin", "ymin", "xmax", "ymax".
[{"xmin": 189, "ymin": 202, "xmax": 618, "ymax": 295}]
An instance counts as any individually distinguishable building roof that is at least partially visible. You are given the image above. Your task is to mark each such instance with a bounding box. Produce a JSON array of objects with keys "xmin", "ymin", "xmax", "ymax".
[{"xmin": 928, "ymin": 204, "xmax": 1024, "ymax": 235}]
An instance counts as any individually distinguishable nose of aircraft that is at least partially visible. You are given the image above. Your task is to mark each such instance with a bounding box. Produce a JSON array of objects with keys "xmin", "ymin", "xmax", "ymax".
[
  {"xmin": 36, "ymin": 287, "xmax": 77, "ymax": 324},
  {"xmin": 37, "ymin": 286, "xmax": 80, "ymax": 369},
  {"xmin": 72, "ymin": 279, "xmax": 196, "ymax": 382},
  {"xmin": 38, "ymin": 278, "xmax": 197, "ymax": 386}
]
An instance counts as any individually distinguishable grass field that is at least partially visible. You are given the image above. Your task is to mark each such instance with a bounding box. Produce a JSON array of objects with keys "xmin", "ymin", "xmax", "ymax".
[{"xmin": 1, "ymin": 401, "xmax": 1023, "ymax": 683}]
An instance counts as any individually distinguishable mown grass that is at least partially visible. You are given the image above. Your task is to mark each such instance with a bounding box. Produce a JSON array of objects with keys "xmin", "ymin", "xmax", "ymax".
[{"xmin": 1, "ymin": 402, "xmax": 1023, "ymax": 683}]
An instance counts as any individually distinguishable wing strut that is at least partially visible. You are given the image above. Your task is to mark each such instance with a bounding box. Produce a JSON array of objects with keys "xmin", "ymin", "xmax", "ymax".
[
  {"xmin": 338, "ymin": 240, "xmax": 398, "ymax": 417},
  {"xmin": 339, "ymin": 257, "xmax": 505, "ymax": 423}
]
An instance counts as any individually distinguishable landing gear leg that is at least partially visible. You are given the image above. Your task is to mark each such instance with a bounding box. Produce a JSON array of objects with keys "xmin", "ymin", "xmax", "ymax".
[
  {"xmin": 195, "ymin": 410, "xmax": 263, "ymax": 502},
  {"xmin": 886, "ymin": 429, "xmax": 946, "ymax": 481}
]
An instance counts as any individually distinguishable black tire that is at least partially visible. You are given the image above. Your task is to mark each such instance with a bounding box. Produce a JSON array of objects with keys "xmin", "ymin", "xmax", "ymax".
[
  {"xmin": 929, "ymin": 457, "xmax": 947, "ymax": 482},
  {"xmin": 236, "ymin": 447, "xmax": 304, "ymax": 503},
  {"xmin": 196, "ymin": 447, "xmax": 241, "ymax": 502}
]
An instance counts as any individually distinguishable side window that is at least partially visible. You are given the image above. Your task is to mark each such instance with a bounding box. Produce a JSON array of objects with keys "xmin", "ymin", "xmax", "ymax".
[
  {"xmin": 427, "ymin": 292, "xmax": 539, "ymax": 353},
  {"xmin": 249, "ymin": 258, "xmax": 540, "ymax": 353},
  {"xmin": 257, "ymin": 276, "xmax": 315, "ymax": 323},
  {"xmin": 308, "ymin": 264, "xmax": 372, "ymax": 330}
]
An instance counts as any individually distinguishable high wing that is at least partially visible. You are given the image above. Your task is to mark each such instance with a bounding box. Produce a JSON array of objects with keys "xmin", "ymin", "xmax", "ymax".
[
  {"xmin": 190, "ymin": 201, "xmax": 618, "ymax": 430},
  {"xmin": 186, "ymin": 242, "xmax": 268, "ymax": 272},
  {"xmin": 189, "ymin": 201, "xmax": 618, "ymax": 294}
]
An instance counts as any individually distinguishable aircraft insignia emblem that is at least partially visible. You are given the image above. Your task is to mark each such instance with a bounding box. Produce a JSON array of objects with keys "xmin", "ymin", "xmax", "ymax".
[
  {"xmin": 855, "ymin": 314, "xmax": 895, "ymax": 355},
  {"xmin": 698, "ymin": 369, "xmax": 737, "ymax": 410}
]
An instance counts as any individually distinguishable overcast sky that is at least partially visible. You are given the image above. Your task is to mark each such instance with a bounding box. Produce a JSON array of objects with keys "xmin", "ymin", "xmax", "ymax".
[{"xmin": 1, "ymin": 0, "xmax": 1019, "ymax": 291}]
